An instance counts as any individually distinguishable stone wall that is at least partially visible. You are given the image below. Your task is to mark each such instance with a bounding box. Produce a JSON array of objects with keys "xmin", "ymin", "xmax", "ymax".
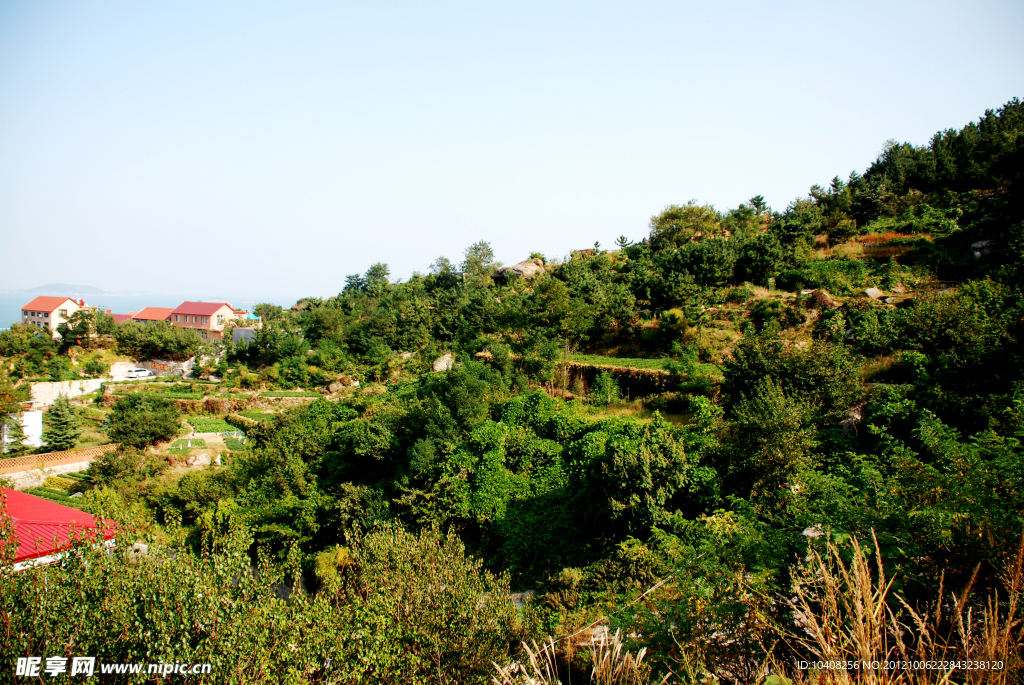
[
  {"xmin": 30, "ymin": 379, "xmax": 105, "ymax": 408},
  {"xmin": 141, "ymin": 358, "xmax": 194, "ymax": 377}
]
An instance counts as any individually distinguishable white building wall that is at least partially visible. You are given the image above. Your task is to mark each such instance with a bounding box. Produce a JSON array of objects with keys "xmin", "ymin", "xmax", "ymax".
[
  {"xmin": 2, "ymin": 411, "xmax": 43, "ymax": 451},
  {"xmin": 21, "ymin": 411, "xmax": 43, "ymax": 447}
]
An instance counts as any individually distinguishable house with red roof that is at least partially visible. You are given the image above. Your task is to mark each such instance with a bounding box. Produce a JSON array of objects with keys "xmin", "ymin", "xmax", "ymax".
[
  {"xmin": 19, "ymin": 296, "xmax": 85, "ymax": 338},
  {"xmin": 1, "ymin": 489, "xmax": 117, "ymax": 572},
  {"xmin": 131, "ymin": 307, "xmax": 174, "ymax": 324},
  {"xmin": 170, "ymin": 302, "xmax": 240, "ymax": 340}
]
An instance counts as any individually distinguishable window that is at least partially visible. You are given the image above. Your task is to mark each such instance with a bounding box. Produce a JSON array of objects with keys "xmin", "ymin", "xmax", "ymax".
[
  {"xmin": 175, "ymin": 315, "xmax": 179, "ymax": 322},
  {"xmin": 45, "ymin": 313, "xmax": 50, "ymax": 318},
  {"xmin": 216, "ymin": 315, "xmax": 224, "ymax": 325},
  {"xmin": 201, "ymin": 316, "xmax": 207, "ymax": 324},
  {"xmin": 192, "ymin": 316, "xmax": 197, "ymax": 323},
  {"xmin": 21, "ymin": 310, "xmax": 26, "ymax": 317}
]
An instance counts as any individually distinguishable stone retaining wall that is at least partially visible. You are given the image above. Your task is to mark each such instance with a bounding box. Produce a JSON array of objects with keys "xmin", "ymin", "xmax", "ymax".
[{"xmin": 30, "ymin": 379, "xmax": 105, "ymax": 408}]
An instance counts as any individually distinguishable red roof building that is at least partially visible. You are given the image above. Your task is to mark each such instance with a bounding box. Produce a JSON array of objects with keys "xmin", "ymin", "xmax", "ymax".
[
  {"xmin": 1, "ymin": 489, "xmax": 117, "ymax": 571},
  {"xmin": 110, "ymin": 313, "xmax": 134, "ymax": 323},
  {"xmin": 170, "ymin": 302, "xmax": 239, "ymax": 340},
  {"xmin": 131, "ymin": 307, "xmax": 174, "ymax": 324},
  {"xmin": 19, "ymin": 296, "xmax": 84, "ymax": 337}
]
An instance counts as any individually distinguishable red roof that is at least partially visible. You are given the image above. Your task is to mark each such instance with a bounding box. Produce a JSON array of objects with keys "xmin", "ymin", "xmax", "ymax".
[
  {"xmin": 171, "ymin": 301, "xmax": 233, "ymax": 316},
  {"xmin": 132, "ymin": 307, "xmax": 174, "ymax": 322},
  {"xmin": 111, "ymin": 314, "xmax": 134, "ymax": 323},
  {"xmin": 1, "ymin": 489, "xmax": 117, "ymax": 568},
  {"xmin": 20, "ymin": 296, "xmax": 78, "ymax": 312}
]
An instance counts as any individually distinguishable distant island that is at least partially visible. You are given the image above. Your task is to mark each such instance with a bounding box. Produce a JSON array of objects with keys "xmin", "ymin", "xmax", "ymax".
[{"xmin": 18, "ymin": 284, "xmax": 110, "ymax": 296}]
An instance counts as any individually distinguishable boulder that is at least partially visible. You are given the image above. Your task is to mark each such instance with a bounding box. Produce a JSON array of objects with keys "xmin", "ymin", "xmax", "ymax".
[
  {"xmin": 972, "ymin": 239, "xmax": 994, "ymax": 259},
  {"xmin": 807, "ymin": 289, "xmax": 839, "ymax": 310},
  {"xmin": 495, "ymin": 258, "xmax": 545, "ymax": 282},
  {"xmin": 326, "ymin": 375, "xmax": 355, "ymax": 393},
  {"xmin": 432, "ymin": 353, "xmax": 454, "ymax": 372},
  {"xmin": 859, "ymin": 287, "xmax": 884, "ymax": 299}
]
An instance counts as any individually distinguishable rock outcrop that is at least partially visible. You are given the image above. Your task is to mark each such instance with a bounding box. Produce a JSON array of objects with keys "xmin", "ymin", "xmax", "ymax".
[
  {"xmin": 806, "ymin": 289, "xmax": 840, "ymax": 309},
  {"xmin": 432, "ymin": 353, "xmax": 454, "ymax": 372},
  {"xmin": 859, "ymin": 287, "xmax": 884, "ymax": 299},
  {"xmin": 495, "ymin": 258, "xmax": 545, "ymax": 282}
]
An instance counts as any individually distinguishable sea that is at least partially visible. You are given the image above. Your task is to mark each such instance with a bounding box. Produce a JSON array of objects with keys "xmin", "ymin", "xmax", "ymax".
[{"xmin": 0, "ymin": 293, "xmax": 296, "ymax": 330}]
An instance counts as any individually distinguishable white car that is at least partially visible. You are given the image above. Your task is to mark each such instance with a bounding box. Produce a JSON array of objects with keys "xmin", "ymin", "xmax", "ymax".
[{"xmin": 126, "ymin": 368, "xmax": 154, "ymax": 379}]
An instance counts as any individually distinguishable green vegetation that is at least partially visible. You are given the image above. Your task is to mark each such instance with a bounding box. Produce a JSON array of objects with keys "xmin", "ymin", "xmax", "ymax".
[
  {"xmin": 21, "ymin": 487, "xmax": 84, "ymax": 508},
  {"xmin": 107, "ymin": 395, "xmax": 182, "ymax": 448},
  {"xmin": 42, "ymin": 395, "xmax": 80, "ymax": 451},
  {"xmin": 223, "ymin": 436, "xmax": 247, "ymax": 451},
  {"xmin": 236, "ymin": 409, "xmax": 273, "ymax": 422},
  {"xmin": 3, "ymin": 99, "xmax": 1024, "ymax": 683},
  {"xmin": 259, "ymin": 391, "xmax": 323, "ymax": 398},
  {"xmin": 169, "ymin": 438, "xmax": 207, "ymax": 450},
  {"xmin": 565, "ymin": 353, "xmax": 670, "ymax": 370},
  {"xmin": 113, "ymin": 321, "xmax": 204, "ymax": 361},
  {"xmin": 113, "ymin": 390, "xmax": 205, "ymax": 400},
  {"xmin": 187, "ymin": 416, "xmax": 237, "ymax": 433}
]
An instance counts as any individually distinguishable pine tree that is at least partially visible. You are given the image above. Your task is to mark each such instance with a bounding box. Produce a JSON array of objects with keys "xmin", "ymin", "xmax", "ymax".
[
  {"xmin": 43, "ymin": 395, "xmax": 80, "ymax": 452},
  {"xmin": 2, "ymin": 414, "xmax": 29, "ymax": 455}
]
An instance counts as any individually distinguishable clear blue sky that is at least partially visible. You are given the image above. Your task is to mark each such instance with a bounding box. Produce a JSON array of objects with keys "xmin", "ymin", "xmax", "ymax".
[{"xmin": 1, "ymin": 0, "xmax": 1021, "ymax": 303}]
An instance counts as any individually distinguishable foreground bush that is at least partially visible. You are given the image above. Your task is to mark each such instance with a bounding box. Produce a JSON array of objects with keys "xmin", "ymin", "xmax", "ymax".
[{"xmin": 0, "ymin": 512, "xmax": 521, "ymax": 685}]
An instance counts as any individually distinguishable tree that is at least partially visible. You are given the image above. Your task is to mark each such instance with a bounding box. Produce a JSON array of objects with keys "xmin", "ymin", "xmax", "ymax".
[
  {"xmin": 364, "ymin": 263, "xmax": 391, "ymax": 294},
  {"xmin": 0, "ymin": 375, "xmax": 29, "ymax": 455},
  {"xmin": 735, "ymin": 233, "xmax": 786, "ymax": 285},
  {"xmin": 2, "ymin": 414, "xmax": 28, "ymax": 455},
  {"xmin": 429, "ymin": 256, "xmax": 454, "ymax": 274},
  {"xmin": 461, "ymin": 241, "xmax": 495, "ymax": 276},
  {"xmin": 749, "ymin": 195, "xmax": 768, "ymax": 215},
  {"xmin": 107, "ymin": 395, "xmax": 181, "ymax": 448},
  {"xmin": 253, "ymin": 303, "xmax": 286, "ymax": 322},
  {"xmin": 43, "ymin": 395, "xmax": 80, "ymax": 451},
  {"xmin": 590, "ymin": 370, "xmax": 620, "ymax": 405},
  {"xmin": 649, "ymin": 202, "xmax": 722, "ymax": 251}
]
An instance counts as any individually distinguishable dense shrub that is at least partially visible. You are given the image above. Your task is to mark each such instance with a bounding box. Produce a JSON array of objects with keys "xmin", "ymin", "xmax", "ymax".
[{"xmin": 107, "ymin": 395, "xmax": 181, "ymax": 447}]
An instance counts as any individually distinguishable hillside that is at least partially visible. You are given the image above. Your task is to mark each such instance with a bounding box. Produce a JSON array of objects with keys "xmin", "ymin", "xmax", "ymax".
[{"xmin": 2, "ymin": 99, "xmax": 1022, "ymax": 684}]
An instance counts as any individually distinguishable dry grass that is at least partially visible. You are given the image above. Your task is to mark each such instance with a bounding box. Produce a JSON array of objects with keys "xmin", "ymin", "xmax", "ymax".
[
  {"xmin": 493, "ymin": 631, "xmax": 670, "ymax": 685},
  {"xmin": 858, "ymin": 232, "xmax": 924, "ymax": 245},
  {"xmin": 774, "ymin": 533, "xmax": 1024, "ymax": 684},
  {"xmin": 861, "ymin": 355, "xmax": 898, "ymax": 383}
]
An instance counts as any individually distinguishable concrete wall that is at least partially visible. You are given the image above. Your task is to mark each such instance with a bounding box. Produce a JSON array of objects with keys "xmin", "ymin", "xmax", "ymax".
[
  {"xmin": 108, "ymin": 361, "xmax": 138, "ymax": 380},
  {"xmin": 141, "ymin": 358, "xmax": 194, "ymax": 377},
  {"xmin": 30, "ymin": 379, "xmax": 104, "ymax": 408},
  {"xmin": 21, "ymin": 411, "xmax": 42, "ymax": 447}
]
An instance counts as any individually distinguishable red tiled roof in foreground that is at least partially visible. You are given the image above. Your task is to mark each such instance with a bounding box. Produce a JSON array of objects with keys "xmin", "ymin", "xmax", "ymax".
[
  {"xmin": 1, "ymin": 488, "xmax": 117, "ymax": 570},
  {"xmin": 171, "ymin": 301, "xmax": 233, "ymax": 316},
  {"xmin": 20, "ymin": 296, "xmax": 78, "ymax": 313},
  {"xmin": 131, "ymin": 307, "xmax": 174, "ymax": 322},
  {"xmin": 111, "ymin": 314, "xmax": 134, "ymax": 323}
]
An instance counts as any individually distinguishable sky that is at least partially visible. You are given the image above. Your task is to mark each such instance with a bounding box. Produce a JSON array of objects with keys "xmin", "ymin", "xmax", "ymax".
[{"xmin": 0, "ymin": 0, "xmax": 1021, "ymax": 304}]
